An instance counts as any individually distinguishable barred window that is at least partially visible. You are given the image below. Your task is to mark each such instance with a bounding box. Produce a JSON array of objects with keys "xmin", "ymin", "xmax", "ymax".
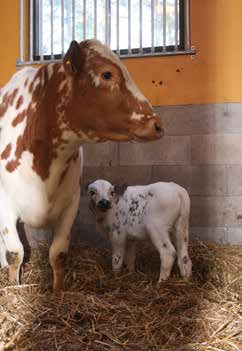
[{"xmin": 18, "ymin": 0, "xmax": 193, "ymax": 65}]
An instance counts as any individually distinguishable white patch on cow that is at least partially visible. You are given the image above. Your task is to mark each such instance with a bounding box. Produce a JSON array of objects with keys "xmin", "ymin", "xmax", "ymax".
[
  {"xmin": 130, "ymin": 112, "xmax": 144, "ymax": 121},
  {"xmin": 88, "ymin": 70, "xmax": 100, "ymax": 87},
  {"xmin": 58, "ymin": 80, "xmax": 66, "ymax": 92},
  {"xmin": 87, "ymin": 40, "xmax": 148, "ymax": 103},
  {"xmin": 47, "ymin": 63, "xmax": 55, "ymax": 80}
]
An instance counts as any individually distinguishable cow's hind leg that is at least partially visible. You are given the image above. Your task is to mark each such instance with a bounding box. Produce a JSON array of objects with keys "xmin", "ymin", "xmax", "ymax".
[
  {"xmin": 147, "ymin": 223, "xmax": 176, "ymax": 282},
  {"xmin": 49, "ymin": 191, "xmax": 80, "ymax": 292}
]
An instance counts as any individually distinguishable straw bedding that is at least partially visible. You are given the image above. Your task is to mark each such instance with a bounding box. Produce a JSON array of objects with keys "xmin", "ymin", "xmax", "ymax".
[{"xmin": 0, "ymin": 240, "xmax": 241, "ymax": 351}]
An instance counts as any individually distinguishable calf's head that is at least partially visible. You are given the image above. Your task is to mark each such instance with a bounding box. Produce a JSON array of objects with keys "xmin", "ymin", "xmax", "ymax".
[
  {"xmin": 64, "ymin": 40, "xmax": 164, "ymax": 142},
  {"xmin": 87, "ymin": 180, "xmax": 115, "ymax": 213}
]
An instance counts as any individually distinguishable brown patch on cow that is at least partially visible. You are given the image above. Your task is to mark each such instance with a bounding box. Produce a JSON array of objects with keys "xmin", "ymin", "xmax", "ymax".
[
  {"xmin": 1, "ymin": 143, "xmax": 12, "ymax": 159},
  {"xmin": 16, "ymin": 95, "xmax": 24, "ymax": 110},
  {"xmin": 0, "ymin": 89, "xmax": 18, "ymax": 117},
  {"xmin": 10, "ymin": 89, "xmax": 19, "ymax": 105},
  {"xmin": 24, "ymin": 78, "xmax": 29, "ymax": 87},
  {"xmin": 12, "ymin": 109, "xmax": 26, "ymax": 127},
  {"xmin": 6, "ymin": 251, "xmax": 20, "ymax": 265},
  {"xmin": 6, "ymin": 159, "xmax": 20, "ymax": 172},
  {"xmin": 29, "ymin": 81, "xmax": 34, "ymax": 93}
]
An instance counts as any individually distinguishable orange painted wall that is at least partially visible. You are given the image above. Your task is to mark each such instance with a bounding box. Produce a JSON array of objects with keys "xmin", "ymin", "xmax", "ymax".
[{"xmin": 0, "ymin": 0, "xmax": 242, "ymax": 106}]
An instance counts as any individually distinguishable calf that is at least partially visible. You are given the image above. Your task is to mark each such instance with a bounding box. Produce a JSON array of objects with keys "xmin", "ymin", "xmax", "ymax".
[
  {"xmin": 87, "ymin": 180, "xmax": 192, "ymax": 281},
  {"xmin": 0, "ymin": 39, "xmax": 163, "ymax": 291}
]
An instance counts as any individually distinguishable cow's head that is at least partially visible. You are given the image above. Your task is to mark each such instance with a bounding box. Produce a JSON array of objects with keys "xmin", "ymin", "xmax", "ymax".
[
  {"xmin": 63, "ymin": 40, "xmax": 164, "ymax": 142},
  {"xmin": 87, "ymin": 180, "xmax": 114, "ymax": 213}
]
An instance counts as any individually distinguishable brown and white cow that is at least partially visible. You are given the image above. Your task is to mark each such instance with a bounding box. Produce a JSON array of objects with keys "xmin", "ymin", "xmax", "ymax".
[{"xmin": 0, "ymin": 39, "xmax": 163, "ymax": 291}]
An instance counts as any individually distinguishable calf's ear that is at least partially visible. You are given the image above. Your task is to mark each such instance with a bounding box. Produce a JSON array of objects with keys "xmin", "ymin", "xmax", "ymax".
[
  {"xmin": 114, "ymin": 183, "xmax": 128, "ymax": 196},
  {"xmin": 85, "ymin": 180, "xmax": 93, "ymax": 192},
  {"xmin": 63, "ymin": 40, "xmax": 84, "ymax": 77}
]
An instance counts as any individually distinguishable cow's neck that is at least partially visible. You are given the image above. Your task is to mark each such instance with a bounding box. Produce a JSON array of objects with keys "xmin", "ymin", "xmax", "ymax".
[{"xmin": 26, "ymin": 63, "xmax": 83, "ymax": 182}]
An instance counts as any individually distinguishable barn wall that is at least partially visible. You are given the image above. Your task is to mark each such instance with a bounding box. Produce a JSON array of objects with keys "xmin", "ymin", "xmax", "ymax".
[{"xmin": 0, "ymin": 1, "xmax": 242, "ymax": 244}]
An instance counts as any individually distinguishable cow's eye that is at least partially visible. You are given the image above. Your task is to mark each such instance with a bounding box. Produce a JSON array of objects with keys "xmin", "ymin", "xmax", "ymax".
[
  {"xmin": 111, "ymin": 191, "xmax": 115, "ymax": 196},
  {"xmin": 89, "ymin": 190, "xmax": 95, "ymax": 196},
  {"xmin": 102, "ymin": 71, "xmax": 112, "ymax": 80}
]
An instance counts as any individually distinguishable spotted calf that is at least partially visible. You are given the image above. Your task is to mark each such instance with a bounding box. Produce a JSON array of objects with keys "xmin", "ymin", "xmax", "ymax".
[
  {"xmin": 87, "ymin": 180, "xmax": 192, "ymax": 282},
  {"xmin": 0, "ymin": 39, "xmax": 163, "ymax": 291}
]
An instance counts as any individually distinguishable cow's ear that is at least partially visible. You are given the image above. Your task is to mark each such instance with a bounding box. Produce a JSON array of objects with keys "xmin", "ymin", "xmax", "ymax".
[
  {"xmin": 114, "ymin": 183, "xmax": 128, "ymax": 196},
  {"xmin": 85, "ymin": 180, "xmax": 92, "ymax": 192},
  {"xmin": 63, "ymin": 40, "xmax": 84, "ymax": 77}
]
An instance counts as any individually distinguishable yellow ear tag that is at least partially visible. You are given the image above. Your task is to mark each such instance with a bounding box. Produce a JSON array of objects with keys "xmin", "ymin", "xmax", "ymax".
[{"xmin": 66, "ymin": 60, "xmax": 71, "ymax": 65}]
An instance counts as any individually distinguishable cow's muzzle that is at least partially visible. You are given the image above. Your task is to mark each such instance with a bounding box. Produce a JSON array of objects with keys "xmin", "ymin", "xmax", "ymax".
[{"xmin": 97, "ymin": 199, "xmax": 112, "ymax": 211}]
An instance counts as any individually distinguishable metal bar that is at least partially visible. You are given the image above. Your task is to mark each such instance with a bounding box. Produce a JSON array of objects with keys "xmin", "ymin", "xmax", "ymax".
[
  {"xmin": 105, "ymin": 0, "xmax": 111, "ymax": 45},
  {"xmin": 163, "ymin": 0, "xmax": 166, "ymax": 52},
  {"xmin": 16, "ymin": 49, "xmax": 196, "ymax": 67},
  {"xmin": 185, "ymin": 0, "xmax": 190, "ymax": 50},
  {"xmin": 128, "ymin": 0, "xmax": 131, "ymax": 55},
  {"xmin": 151, "ymin": 0, "xmax": 154, "ymax": 53},
  {"xmin": 39, "ymin": 0, "xmax": 43, "ymax": 60},
  {"xmin": 175, "ymin": 0, "xmax": 178, "ymax": 50},
  {"xmin": 117, "ymin": 0, "xmax": 120, "ymax": 55},
  {"xmin": 94, "ymin": 0, "xmax": 97, "ymax": 39},
  {"xmin": 20, "ymin": 0, "xmax": 24, "ymax": 62},
  {"xmin": 83, "ymin": 0, "xmax": 86, "ymax": 40},
  {"xmin": 72, "ymin": 0, "xmax": 75, "ymax": 40},
  {"xmin": 61, "ymin": 0, "xmax": 64, "ymax": 55},
  {"xmin": 29, "ymin": 0, "xmax": 33, "ymax": 61},
  {"xmin": 139, "ymin": 0, "xmax": 143, "ymax": 54},
  {"xmin": 51, "ymin": 0, "xmax": 54, "ymax": 59}
]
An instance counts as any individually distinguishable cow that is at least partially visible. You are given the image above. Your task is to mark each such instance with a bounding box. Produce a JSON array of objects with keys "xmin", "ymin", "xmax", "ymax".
[
  {"xmin": 0, "ymin": 39, "xmax": 163, "ymax": 291},
  {"xmin": 87, "ymin": 180, "xmax": 192, "ymax": 282}
]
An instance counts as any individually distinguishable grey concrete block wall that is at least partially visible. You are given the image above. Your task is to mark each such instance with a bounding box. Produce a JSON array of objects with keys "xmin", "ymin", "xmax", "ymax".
[{"xmin": 27, "ymin": 102, "xmax": 242, "ymax": 246}]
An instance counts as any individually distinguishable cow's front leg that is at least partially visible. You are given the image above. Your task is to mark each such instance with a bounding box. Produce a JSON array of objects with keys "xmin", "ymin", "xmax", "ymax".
[
  {"xmin": 0, "ymin": 188, "xmax": 24, "ymax": 284},
  {"xmin": 111, "ymin": 233, "xmax": 126, "ymax": 273},
  {"xmin": 49, "ymin": 191, "xmax": 80, "ymax": 292}
]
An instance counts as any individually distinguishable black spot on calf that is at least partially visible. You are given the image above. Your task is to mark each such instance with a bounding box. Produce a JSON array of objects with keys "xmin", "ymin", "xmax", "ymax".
[{"xmin": 183, "ymin": 256, "xmax": 188, "ymax": 264}]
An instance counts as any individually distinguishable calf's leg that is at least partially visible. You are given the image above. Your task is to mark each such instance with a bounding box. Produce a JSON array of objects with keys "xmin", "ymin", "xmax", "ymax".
[
  {"xmin": 124, "ymin": 241, "xmax": 136, "ymax": 272},
  {"xmin": 174, "ymin": 217, "xmax": 192, "ymax": 279},
  {"xmin": 49, "ymin": 191, "xmax": 80, "ymax": 292},
  {"xmin": 147, "ymin": 223, "xmax": 176, "ymax": 282},
  {"xmin": 111, "ymin": 234, "xmax": 126, "ymax": 273}
]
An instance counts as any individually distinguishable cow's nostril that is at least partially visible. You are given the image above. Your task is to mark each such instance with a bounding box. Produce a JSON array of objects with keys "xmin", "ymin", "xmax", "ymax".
[
  {"xmin": 155, "ymin": 123, "xmax": 162, "ymax": 133},
  {"xmin": 98, "ymin": 199, "xmax": 111, "ymax": 209}
]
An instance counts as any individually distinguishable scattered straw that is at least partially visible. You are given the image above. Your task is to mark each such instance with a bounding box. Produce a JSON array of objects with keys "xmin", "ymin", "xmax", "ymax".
[{"xmin": 0, "ymin": 240, "xmax": 241, "ymax": 351}]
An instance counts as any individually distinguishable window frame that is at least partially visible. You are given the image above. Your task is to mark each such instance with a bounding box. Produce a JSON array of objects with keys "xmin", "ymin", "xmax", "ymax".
[{"xmin": 32, "ymin": 0, "xmax": 185, "ymax": 62}]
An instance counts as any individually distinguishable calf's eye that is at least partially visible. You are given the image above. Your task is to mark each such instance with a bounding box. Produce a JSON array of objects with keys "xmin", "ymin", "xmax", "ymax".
[
  {"xmin": 111, "ymin": 191, "xmax": 115, "ymax": 196},
  {"xmin": 102, "ymin": 71, "xmax": 112, "ymax": 80},
  {"xmin": 89, "ymin": 190, "xmax": 95, "ymax": 196}
]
